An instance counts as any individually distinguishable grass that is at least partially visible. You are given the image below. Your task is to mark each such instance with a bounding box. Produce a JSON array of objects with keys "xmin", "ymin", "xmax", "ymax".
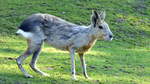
[{"xmin": 0, "ymin": 0, "xmax": 150, "ymax": 84}]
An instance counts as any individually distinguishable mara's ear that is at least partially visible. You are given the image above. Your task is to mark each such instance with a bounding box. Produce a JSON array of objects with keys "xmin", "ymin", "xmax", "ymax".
[
  {"xmin": 91, "ymin": 10, "xmax": 99, "ymax": 27},
  {"xmin": 99, "ymin": 11, "xmax": 106, "ymax": 20}
]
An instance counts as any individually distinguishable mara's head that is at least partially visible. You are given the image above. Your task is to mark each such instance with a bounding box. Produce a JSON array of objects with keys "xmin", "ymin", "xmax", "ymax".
[{"xmin": 91, "ymin": 10, "xmax": 113, "ymax": 41}]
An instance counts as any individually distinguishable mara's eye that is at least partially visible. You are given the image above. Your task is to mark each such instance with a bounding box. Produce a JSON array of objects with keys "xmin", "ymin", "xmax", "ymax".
[{"xmin": 98, "ymin": 26, "xmax": 103, "ymax": 29}]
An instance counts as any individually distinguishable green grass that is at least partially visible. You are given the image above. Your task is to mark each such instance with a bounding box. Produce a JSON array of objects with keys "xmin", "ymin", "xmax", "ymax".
[{"xmin": 0, "ymin": 0, "xmax": 150, "ymax": 84}]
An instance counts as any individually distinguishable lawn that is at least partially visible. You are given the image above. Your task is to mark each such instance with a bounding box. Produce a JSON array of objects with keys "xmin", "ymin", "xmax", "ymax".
[{"xmin": 0, "ymin": 0, "xmax": 150, "ymax": 84}]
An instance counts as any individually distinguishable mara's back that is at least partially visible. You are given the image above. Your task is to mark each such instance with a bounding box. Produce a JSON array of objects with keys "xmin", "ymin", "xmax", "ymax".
[{"xmin": 19, "ymin": 13, "xmax": 76, "ymax": 32}]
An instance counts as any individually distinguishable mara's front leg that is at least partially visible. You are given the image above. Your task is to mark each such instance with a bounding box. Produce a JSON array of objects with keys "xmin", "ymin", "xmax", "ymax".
[
  {"xmin": 69, "ymin": 48, "xmax": 77, "ymax": 80},
  {"xmin": 79, "ymin": 53, "xmax": 89, "ymax": 78}
]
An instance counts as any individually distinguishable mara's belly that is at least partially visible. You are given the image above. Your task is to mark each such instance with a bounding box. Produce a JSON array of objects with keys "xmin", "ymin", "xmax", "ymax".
[
  {"xmin": 45, "ymin": 40, "xmax": 93, "ymax": 53},
  {"xmin": 45, "ymin": 39, "xmax": 71, "ymax": 51}
]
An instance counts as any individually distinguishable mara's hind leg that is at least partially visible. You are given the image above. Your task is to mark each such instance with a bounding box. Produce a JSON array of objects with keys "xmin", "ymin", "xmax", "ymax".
[
  {"xmin": 29, "ymin": 41, "xmax": 49, "ymax": 76},
  {"xmin": 16, "ymin": 40, "xmax": 42, "ymax": 78},
  {"xmin": 78, "ymin": 53, "xmax": 89, "ymax": 78}
]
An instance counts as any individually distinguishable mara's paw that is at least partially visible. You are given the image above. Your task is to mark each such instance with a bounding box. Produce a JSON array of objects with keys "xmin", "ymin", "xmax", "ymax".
[
  {"xmin": 72, "ymin": 75, "xmax": 78, "ymax": 80},
  {"xmin": 25, "ymin": 74, "xmax": 33, "ymax": 78},
  {"xmin": 84, "ymin": 75, "xmax": 90, "ymax": 79},
  {"xmin": 41, "ymin": 73, "xmax": 50, "ymax": 77}
]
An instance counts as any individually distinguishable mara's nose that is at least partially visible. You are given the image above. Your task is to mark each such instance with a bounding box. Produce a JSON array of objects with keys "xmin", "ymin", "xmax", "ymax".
[{"xmin": 109, "ymin": 35, "xmax": 113, "ymax": 38}]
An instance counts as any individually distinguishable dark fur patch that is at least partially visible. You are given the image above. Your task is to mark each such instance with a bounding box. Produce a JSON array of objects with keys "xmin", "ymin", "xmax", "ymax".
[
  {"xmin": 19, "ymin": 19, "xmax": 42, "ymax": 32},
  {"xmin": 92, "ymin": 11, "xmax": 99, "ymax": 27},
  {"xmin": 93, "ymin": 18, "xmax": 97, "ymax": 27},
  {"xmin": 19, "ymin": 20, "xmax": 32, "ymax": 32},
  {"xmin": 60, "ymin": 35, "xmax": 71, "ymax": 40}
]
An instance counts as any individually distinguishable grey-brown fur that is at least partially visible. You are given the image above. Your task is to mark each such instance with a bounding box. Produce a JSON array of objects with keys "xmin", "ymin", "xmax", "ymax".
[{"xmin": 16, "ymin": 10, "xmax": 113, "ymax": 80}]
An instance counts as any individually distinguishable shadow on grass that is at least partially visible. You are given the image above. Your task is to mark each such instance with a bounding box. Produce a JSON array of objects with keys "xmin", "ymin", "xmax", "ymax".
[
  {"xmin": 0, "ymin": 72, "xmax": 102, "ymax": 84},
  {"xmin": 0, "ymin": 70, "xmax": 143, "ymax": 84}
]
